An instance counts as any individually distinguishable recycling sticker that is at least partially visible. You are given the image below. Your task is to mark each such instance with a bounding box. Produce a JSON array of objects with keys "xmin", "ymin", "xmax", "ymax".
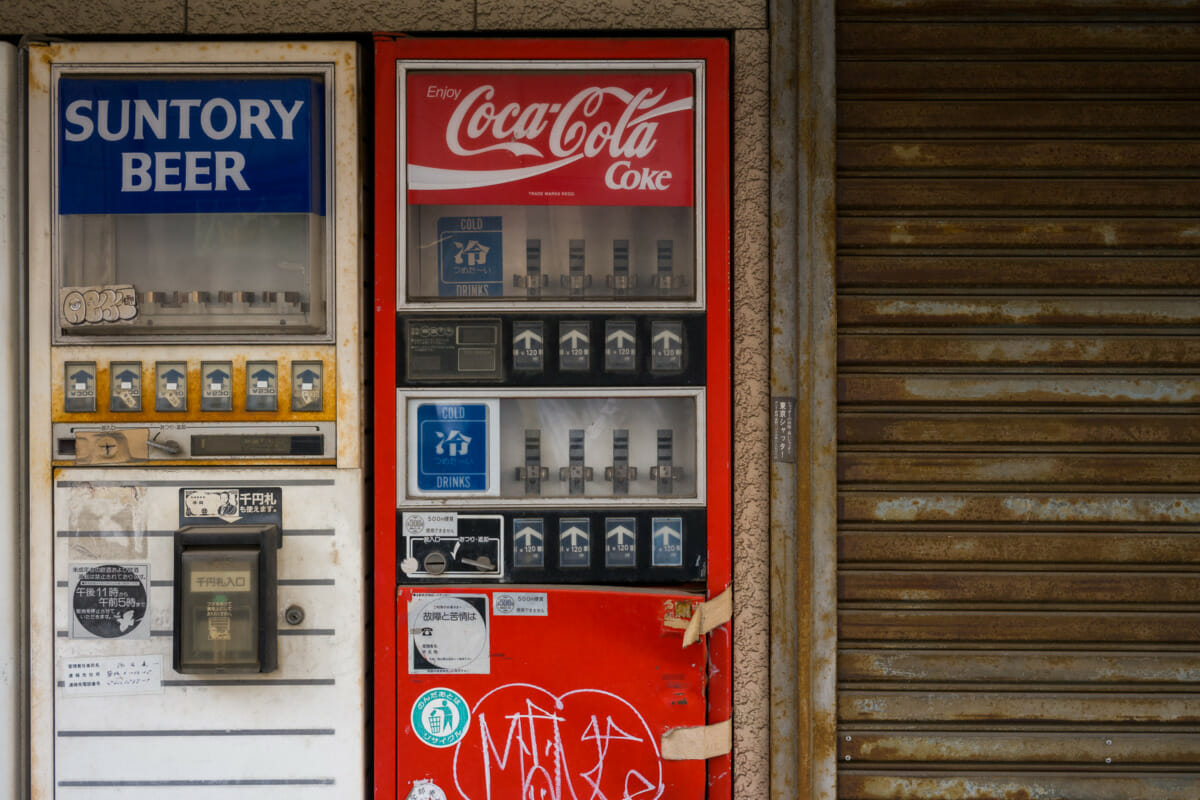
[{"xmin": 411, "ymin": 687, "xmax": 471, "ymax": 748}]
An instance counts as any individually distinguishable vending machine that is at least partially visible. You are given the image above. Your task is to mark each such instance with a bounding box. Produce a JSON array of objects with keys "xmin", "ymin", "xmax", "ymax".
[
  {"xmin": 27, "ymin": 42, "xmax": 364, "ymax": 797},
  {"xmin": 373, "ymin": 37, "xmax": 731, "ymax": 800}
]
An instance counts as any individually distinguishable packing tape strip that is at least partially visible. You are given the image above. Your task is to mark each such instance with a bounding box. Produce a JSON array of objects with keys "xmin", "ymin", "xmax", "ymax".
[
  {"xmin": 661, "ymin": 718, "xmax": 732, "ymax": 760},
  {"xmin": 682, "ymin": 586, "xmax": 732, "ymax": 647}
]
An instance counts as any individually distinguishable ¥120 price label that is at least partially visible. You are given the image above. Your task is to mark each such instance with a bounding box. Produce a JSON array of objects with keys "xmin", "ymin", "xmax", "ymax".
[{"xmin": 60, "ymin": 285, "xmax": 138, "ymax": 326}]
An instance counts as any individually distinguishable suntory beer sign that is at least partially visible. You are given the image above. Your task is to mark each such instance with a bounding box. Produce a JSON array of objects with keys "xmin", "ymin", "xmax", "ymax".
[
  {"xmin": 58, "ymin": 76, "xmax": 325, "ymax": 215},
  {"xmin": 405, "ymin": 71, "xmax": 695, "ymax": 206}
]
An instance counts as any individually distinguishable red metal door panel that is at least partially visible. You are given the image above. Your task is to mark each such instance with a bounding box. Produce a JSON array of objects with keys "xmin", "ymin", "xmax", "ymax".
[{"xmin": 395, "ymin": 586, "xmax": 707, "ymax": 800}]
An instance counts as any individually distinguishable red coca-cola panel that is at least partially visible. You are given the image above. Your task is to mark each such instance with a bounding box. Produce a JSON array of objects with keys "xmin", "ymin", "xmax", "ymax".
[
  {"xmin": 406, "ymin": 71, "xmax": 695, "ymax": 207},
  {"xmin": 395, "ymin": 586, "xmax": 707, "ymax": 800},
  {"xmin": 375, "ymin": 37, "xmax": 732, "ymax": 800}
]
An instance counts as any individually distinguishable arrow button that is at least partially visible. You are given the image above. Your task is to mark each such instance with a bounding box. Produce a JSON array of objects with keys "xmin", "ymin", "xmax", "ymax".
[
  {"xmin": 604, "ymin": 321, "xmax": 637, "ymax": 373},
  {"xmin": 558, "ymin": 322, "xmax": 590, "ymax": 372},
  {"xmin": 558, "ymin": 518, "xmax": 591, "ymax": 568},
  {"xmin": 604, "ymin": 517, "xmax": 637, "ymax": 568},
  {"xmin": 64, "ymin": 362, "xmax": 97, "ymax": 412},
  {"xmin": 513, "ymin": 321, "xmax": 545, "ymax": 372},
  {"xmin": 650, "ymin": 320, "xmax": 685, "ymax": 373},
  {"xmin": 513, "ymin": 518, "xmax": 546, "ymax": 569},
  {"xmin": 201, "ymin": 361, "xmax": 234, "ymax": 411}
]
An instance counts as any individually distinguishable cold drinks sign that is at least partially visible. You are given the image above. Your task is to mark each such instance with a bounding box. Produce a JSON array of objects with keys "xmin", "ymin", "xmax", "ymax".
[
  {"xmin": 58, "ymin": 76, "xmax": 324, "ymax": 215},
  {"xmin": 405, "ymin": 71, "xmax": 695, "ymax": 207}
]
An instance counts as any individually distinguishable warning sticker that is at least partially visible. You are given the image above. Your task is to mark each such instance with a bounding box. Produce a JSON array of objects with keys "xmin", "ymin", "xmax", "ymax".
[
  {"xmin": 492, "ymin": 592, "xmax": 548, "ymax": 617},
  {"xmin": 69, "ymin": 563, "xmax": 149, "ymax": 639},
  {"xmin": 408, "ymin": 594, "xmax": 489, "ymax": 675},
  {"xmin": 404, "ymin": 511, "xmax": 459, "ymax": 539}
]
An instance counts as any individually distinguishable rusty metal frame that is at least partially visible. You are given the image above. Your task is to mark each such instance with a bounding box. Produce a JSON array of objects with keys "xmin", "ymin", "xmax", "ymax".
[{"xmin": 769, "ymin": 0, "xmax": 838, "ymax": 797}]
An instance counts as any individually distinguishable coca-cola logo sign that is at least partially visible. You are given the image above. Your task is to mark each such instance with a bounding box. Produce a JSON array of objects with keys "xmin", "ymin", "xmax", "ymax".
[{"xmin": 406, "ymin": 71, "xmax": 695, "ymax": 207}]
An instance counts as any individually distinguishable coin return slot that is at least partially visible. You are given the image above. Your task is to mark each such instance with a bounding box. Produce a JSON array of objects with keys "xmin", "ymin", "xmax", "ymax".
[
  {"xmin": 458, "ymin": 348, "xmax": 497, "ymax": 372},
  {"xmin": 191, "ymin": 434, "xmax": 325, "ymax": 457},
  {"xmin": 457, "ymin": 325, "xmax": 498, "ymax": 346}
]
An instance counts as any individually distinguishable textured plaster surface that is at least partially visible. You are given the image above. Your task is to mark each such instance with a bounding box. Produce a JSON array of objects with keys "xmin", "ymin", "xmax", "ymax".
[
  {"xmin": 731, "ymin": 26, "xmax": 772, "ymax": 800},
  {"xmin": 477, "ymin": 0, "xmax": 765, "ymax": 31},
  {"xmin": 1, "ymin": 1, "xmax": 185, "ymax": 34},
  {"xmin": 186, "ymin": 0, "xmax": 472, "ymax": 33}
]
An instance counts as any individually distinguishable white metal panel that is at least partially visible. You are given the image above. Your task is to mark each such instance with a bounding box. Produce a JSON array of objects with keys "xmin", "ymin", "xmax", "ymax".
[
  {"xmin": 27, "ymin": 41, "xmax": 364, "ymax": 800},
  {"xmin": 51, "ymin": 468, "xmax": 363, "ymax": 796},
  {"xmin": 0, "ymin": 40, "xmax": 23, "ymax": 800}
]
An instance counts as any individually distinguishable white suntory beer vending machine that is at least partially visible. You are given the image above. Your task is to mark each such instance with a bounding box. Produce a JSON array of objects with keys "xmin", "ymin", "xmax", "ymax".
[
  {"xmin": 373, "ymin": 37, "xmax": 731, "ymax": 800},
  {"xmin": 27, "ymin": 42, "xmax": 364, "ymax": 797}
]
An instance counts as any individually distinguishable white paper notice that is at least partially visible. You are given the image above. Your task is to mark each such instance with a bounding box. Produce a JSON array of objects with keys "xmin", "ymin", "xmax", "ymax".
[
  {"xmin": 62, "ymin": 654, "xmax": 164, "ymax": 696},
  {"xmin": 403, "ymin": 511, "xmax": 459, "ymax": 539},
  {"xmin": 492, "ymin": 592, "xmax": 549, "ymax": 617}
]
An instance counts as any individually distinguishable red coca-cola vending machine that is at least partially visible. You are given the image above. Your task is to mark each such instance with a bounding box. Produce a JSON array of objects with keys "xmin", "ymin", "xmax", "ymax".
[{"xmin": 373, "ymin": 37, "xmax": 730, "ymax": 800}]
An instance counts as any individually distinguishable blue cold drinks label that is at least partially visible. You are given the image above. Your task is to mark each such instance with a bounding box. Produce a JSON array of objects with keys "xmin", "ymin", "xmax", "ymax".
[
  {"xmin": 437, "ymin": 216, "xmax": 503, "ymax": 297},
  {"xmin": 416, "ymin": 402, "xmax": 490, "ymax": 492}
]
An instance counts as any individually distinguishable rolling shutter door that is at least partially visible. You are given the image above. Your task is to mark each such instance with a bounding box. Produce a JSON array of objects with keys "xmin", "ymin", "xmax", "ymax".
[{"xmin": 835, "ymin": 4, "xmax": 1200, "ymax": 798}]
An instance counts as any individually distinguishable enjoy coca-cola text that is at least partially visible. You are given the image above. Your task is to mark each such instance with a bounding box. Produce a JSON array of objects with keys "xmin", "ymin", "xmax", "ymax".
[{"xmin": 445, "ymin": 84, "xmax": 687, "ymax": 184}]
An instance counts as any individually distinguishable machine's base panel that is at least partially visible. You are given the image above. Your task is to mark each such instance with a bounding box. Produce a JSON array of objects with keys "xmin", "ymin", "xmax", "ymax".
[
  {"xmin": 396, "ymin": 585, "xmax": 708, "ymax": 800},
  {"xmin": 51, "ymin": 468, "xmax": 364, "ymax": 797}
]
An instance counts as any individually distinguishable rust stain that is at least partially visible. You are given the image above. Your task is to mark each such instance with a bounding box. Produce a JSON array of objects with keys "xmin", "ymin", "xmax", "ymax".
[
  {"xmin": 838, "ymin": 412, "xmax": 1200, "ymax": 445},
  {"xmin": 834, "ymin": 12, "xmax": 1200, "ymax": 794},
  {"xmin": 839, "ymin": 217, "xmax": 1200, "ymax": 248},
  {"xmin": 840, "ymin": 296, "xmax": 1200, "ymax": 326},
  {"xmin": 841, "ymin": 530, "xmax": 1200, "ymax": 565},
  {"xmin": 839, "ymin": 375, "xmax": 1200, "ymax": 405},
  {"xmin": 51, "ymin": 347, "xmax": 336, "ymax": 424},
  {"xmin": 840, "ymin": 570, "xmax": 1200, "ymax": 604},
  {"xmin": 839, "ymin": 453, "xmax": 1200, "ymax": 485},
  {"xmin": 891, "ymin": 143, "xmax": 924, "ymax": 162},
  {"xmin": 843, "ymin": 493, "xmax": 1200, "ymax": 524},
  {"xmin": 871, "ymin": 495, "xmax": 965, "ymax": 521},
  {"xmin": 888, "ymin": 223, "xmax": 916, "ymax": 244},
  {"xmin": 838, "ymin": 334, "xmax": 1200, "ymax": 367}
]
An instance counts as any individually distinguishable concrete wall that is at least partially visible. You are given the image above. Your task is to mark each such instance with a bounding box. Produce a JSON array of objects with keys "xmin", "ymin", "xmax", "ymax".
[
  {"xmin": 2, "ymin": 1, "xmax": 763, "ymax": 34},
  {"xmin": 1, "ymin": 4, "xmax": 773, "ymax": 799}
]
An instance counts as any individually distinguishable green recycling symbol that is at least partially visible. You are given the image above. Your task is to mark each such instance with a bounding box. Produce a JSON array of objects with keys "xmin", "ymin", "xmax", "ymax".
[{"xmin": 411, "ymin": 688, "xmax": 470, "ymax": 748}]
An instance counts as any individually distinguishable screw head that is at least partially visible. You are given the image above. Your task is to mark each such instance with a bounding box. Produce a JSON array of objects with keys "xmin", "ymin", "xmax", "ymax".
[{"xmin": 285, "ymin": 605, "xmax": 305, "ymax": 626}]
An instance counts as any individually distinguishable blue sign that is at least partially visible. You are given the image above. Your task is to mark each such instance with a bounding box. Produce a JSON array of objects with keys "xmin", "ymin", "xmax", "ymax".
[
  {"xmin": 437, "ymin": 216, "xmax": 503, "ymax": 297},
  {"xmin": 652, "ymin": 517, "xmax": 684, "ymax": 567},
  {"xmin": 58, "ymin": 76, "xmax": 324, "ymax": 215},
  {"xmin": 604, "ymin": 517, "xmax": 637, "ymax": 568},
  {"xmin": 558, "ymin": 518, "xmax": 591, "ymax": 569},
  {"xmin": 416, "ymin": 403, "xmax": 490, "ymax": 492},
  {"xmin": 513, "ymin": 518, "xmax": 545, "ymax": 568}
]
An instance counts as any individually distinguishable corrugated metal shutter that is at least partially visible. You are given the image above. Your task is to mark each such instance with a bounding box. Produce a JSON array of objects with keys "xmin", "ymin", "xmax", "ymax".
[{"xmin": 835, "ymin": 3, "xmax": 1200, "ymax": 798}]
